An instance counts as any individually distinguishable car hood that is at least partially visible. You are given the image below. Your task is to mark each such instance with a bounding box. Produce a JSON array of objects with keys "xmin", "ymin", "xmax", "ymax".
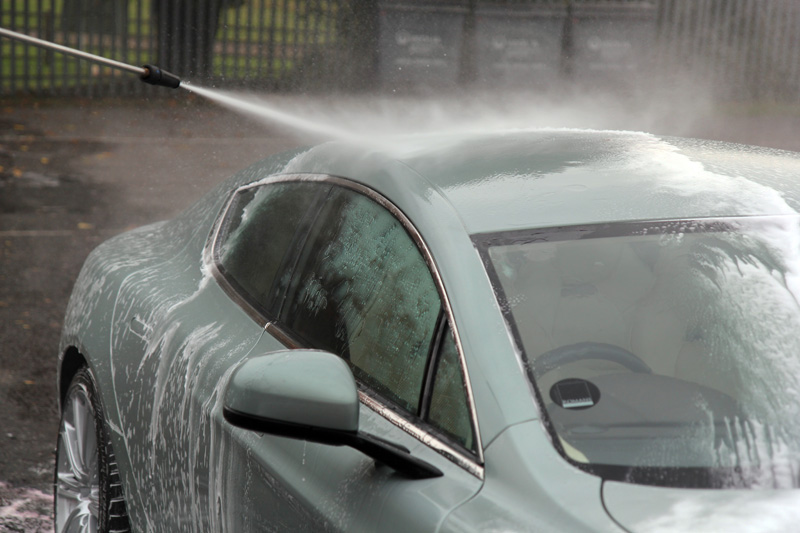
[{"xmin": 602, "ymin": 481, "xmax": 800, "ymax": 532}]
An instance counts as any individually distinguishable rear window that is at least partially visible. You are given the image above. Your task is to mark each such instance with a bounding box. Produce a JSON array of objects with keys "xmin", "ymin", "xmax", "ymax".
[{"xmin": 477, "ymin": 216, "xmax": 800, "ymax": 488}]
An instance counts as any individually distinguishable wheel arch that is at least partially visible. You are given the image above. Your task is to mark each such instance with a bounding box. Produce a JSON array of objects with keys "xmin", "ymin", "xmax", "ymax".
[{"xmin": 59, "ymin": 346, "xmax": 88, "ymax": 408}]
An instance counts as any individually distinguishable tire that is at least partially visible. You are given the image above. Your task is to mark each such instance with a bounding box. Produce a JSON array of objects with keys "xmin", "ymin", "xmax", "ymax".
[{"xmin": 54, "ymin": 367, "xmax": 131, "ymax": 533}]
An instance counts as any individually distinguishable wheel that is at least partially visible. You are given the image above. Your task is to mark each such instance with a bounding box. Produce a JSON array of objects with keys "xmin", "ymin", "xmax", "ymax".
[
  {"xmin": 54, "ymin": 367, "xmax": 131, "ymax": 533},
  {"xmin": 533, "ymin": 342, "xmax": 652, "ymax": 377}
]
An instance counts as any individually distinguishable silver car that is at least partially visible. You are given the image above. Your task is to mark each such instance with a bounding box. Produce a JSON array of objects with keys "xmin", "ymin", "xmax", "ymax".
[{"xmin": 56, "ymin": 130, "xmax": 800, "ymax": 532}]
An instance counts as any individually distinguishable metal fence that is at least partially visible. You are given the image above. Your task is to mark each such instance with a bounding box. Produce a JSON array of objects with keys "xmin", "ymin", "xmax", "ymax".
[
  {"xmin": 1, "ymin": 0, "xmax": 799, "ymax": 100},
  {"xmin": 658, "ymin": 0, "xmax": 800, "ymax": 101},
  {"xmin": 0, "ymin": 0, "xmax": 346, "ymax": 96}
]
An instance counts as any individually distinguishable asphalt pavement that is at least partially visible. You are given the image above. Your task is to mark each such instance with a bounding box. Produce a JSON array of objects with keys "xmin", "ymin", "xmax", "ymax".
[{"xmin": 0, "ymin": 91, "xmax": 799, "ymax": 530}]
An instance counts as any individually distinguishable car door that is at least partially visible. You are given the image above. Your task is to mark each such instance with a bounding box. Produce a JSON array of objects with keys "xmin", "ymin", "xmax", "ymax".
[
  {"xmin": 107, "ymin": 180, "xmax": 328, "ymax": 530},
  {"xmin": 208, "ymin": 176, "xmax": 485, "ymax": 531}
]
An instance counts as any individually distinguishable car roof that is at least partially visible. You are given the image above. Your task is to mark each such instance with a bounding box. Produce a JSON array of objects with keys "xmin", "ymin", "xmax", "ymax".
[{"xmin": 309, "ymin": 129, "xmax": 800, "ymax": 235}]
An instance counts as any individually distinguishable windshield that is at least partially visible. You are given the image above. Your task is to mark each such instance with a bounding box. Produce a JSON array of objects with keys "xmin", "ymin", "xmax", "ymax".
[{"xmin": 477, "ymin": 216, "xmax": 800, "ymax": 488}]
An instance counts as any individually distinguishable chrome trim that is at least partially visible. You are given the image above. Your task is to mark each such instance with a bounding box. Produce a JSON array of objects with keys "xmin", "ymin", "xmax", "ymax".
[
  {"xmin": 320, "ymin": 176, "xmax": 486, "ymax": 466},
  {"xmin": 204, "ymin": 173, "xmax": 486, "ymax": 475},
  {"xmin": 204, "ymin": 192, "xmax": 269, "ymax": 327},
  {"xmin": 265, "ymin": 322, "xmax": 300, "ymax": 349},
  {"xmin": 209, "ymin": 259, "xmax": 269, "ymax": 328},
  {"xmin": 360, "ymin": 391, "xmax": 484, "ymax": 480}
]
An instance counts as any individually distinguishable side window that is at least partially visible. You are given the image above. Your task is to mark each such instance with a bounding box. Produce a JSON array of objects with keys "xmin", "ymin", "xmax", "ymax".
[
  {"xmin": 215, "ymin": 181, "xmax": 325, "ymax": 317},
  {"xmin": 428, "ymin": 328, "xmax": 476, "ymax": 453},
  {"xmin": 282, "ymin": 186, "xmax": 441, "ymax": 414}
]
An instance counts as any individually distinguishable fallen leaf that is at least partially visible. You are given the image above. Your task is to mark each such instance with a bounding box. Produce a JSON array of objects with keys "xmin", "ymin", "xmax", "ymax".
[
  {"xmin": 13, "ymin": 124, "xmax": 25, "ymax": 131},
  {"xmin": 95, "ymin": 152, "xmax": 113, "ymax": 160},
  {"xmin": 11, "ymin": 168, "xmax": 23, "ymax": 178},
  {"xmin": 23, "ymin": 380, "xmax": 34, "ymax": 385},
  {"xmin": 77, "ymin": 222, "xmax": 94, "ymax": 230},
  {"xmin": 20, "ymin": 145, "xmax": 29, "ymax": 152},
  {"xmin": 40, "ymin": 157, "xmax": 49, "ymax": 165}
]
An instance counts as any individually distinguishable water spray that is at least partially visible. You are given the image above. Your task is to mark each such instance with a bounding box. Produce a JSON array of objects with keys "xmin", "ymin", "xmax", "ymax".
[
  {"xmin": 0, "ymin": 26, "xmax": 361, "ymax": 140},
  {"xmin": 0, "ymin": 27, "xmax": 181, "ymax": 89}
]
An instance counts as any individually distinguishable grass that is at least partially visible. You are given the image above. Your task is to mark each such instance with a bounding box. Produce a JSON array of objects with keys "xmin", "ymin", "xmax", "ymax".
[{"xmin": 1, "ymin": 0, "xmax": 341, "ymax": 94}]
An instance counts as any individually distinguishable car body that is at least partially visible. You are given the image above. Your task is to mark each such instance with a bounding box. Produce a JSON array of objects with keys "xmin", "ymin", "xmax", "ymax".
[{"xmin": 55, "ymin": 129, "xmax": 800, "ymax": 532}]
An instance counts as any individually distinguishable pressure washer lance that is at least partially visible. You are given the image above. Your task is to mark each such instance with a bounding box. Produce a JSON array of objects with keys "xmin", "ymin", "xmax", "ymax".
[{"xmin": 0, "ymin": 27, "xmax": 181, "ymax": 89}]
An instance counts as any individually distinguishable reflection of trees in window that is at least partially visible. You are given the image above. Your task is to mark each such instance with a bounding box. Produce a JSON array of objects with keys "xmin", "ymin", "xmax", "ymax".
[{"xmin": 286, "ymin": 188, "xmax": 440, "ymax": 413}]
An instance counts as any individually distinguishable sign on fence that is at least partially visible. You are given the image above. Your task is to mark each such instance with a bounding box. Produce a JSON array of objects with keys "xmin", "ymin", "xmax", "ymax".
[
  {"xmin": 570, "ymin": 4, "xmax": 658, "ymax": 88},
  {"xmin": 377, "ymin": 1, "xmax": 467, "ymax": 90},
  {"xmin": 473, "ymin": 4, "xmax": 565, "ymax": 89}
]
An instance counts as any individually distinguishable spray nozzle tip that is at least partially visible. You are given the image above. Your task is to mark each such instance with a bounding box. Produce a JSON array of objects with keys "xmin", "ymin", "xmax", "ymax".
[{"xmin": 141, "ymin": 64, "xmax": 181, "ymax": 89}]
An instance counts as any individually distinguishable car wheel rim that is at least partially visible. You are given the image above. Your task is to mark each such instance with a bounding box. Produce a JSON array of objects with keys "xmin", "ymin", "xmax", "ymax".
[{"xmin": 56, "ymin": 383, "xmax": 100, "ymax": 533}]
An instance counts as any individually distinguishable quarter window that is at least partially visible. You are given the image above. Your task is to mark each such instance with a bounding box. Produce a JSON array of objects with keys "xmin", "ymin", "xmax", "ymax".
[{"xmin": 428, "ymin": 328, "xmax": 476, "ymax": 453}]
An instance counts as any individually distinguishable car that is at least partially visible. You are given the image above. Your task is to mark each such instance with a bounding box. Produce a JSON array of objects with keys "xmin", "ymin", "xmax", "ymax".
[{"xmin": 55, "ymin": 129, "xmax": 800, "ymax": 532}]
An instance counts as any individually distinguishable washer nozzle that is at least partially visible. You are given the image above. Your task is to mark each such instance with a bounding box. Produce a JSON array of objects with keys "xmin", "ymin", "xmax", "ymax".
[{"xmin": 141, "ymin": 64, "xmax": 181, "ymax": 89}]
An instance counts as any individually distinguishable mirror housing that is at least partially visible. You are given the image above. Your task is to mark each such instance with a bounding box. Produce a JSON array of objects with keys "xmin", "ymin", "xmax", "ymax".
[
  {"xmin": 223, "ymin": 349, "xmax": 442, "ymax": 479},
  {"xmin": 224, "ymin": 349, "xmax": 359, "ymax": 442}
]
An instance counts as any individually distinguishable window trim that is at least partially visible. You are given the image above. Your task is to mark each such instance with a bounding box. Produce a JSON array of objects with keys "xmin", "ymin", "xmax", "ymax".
[
  {"xmin": 419, "ymin": 310, "xmax": 448, "ymax": 422},
  {"xmin": 204, "ymin": 173, "xmax": 485, "ymax": 478},
  {"xmin": 420, "ymin": 316, "xmax": 479, "ymax": 454}
]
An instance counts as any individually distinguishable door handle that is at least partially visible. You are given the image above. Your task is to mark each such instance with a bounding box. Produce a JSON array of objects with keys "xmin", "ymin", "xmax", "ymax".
[{"xmin": 128, "ymin": 315, "xmax": 151, "ymax": 340}]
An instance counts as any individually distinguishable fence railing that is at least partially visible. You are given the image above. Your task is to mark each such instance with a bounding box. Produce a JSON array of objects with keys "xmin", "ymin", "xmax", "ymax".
[
  {"xmin": 1, "ymin": 0, "xmax": 346, "ymax": 96},
  {"xmin": 658, "ymin": 0, "xmax": 800, "ymax": 101},
  {"xmin": 1, "ymin": 0, "xmax": 799, "ymax": 101}
]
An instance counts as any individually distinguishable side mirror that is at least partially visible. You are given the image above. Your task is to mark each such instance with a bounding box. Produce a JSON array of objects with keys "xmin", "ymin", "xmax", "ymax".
[
  {"xmin": 223, "ymin": 350, "xmax": 442, "ymax": 479},
  {"xmin": 223, "ymin": 349, "xmax": 360, "ymax": 444}
]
